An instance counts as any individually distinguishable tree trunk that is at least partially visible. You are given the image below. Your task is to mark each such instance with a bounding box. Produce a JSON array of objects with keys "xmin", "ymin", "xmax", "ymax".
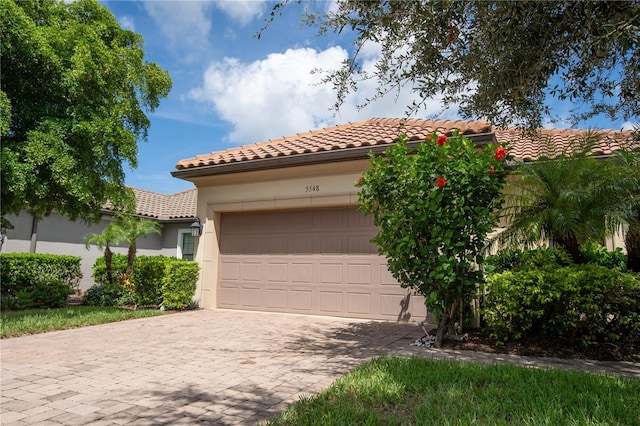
[
  {"xmin": 625, "ymin": 225, "xmax": 640, "ymax": 273},
  {"xmin": 434, "ymin": 299, "xmax": 459, "ymax": 348},
  {"xmin": 554, "ymin": 233, "xmax": 582, "ymax": 263},
  {"xmin": 29, "ymin": 216, "xmax": 38, "ymax": 253},
  {"xmin": 105, "ymin": 246, "xmax": 114, "ymax": 286},
  {"xmin": 126, "ymin": 243, "xmax": 136, "ymax": 276}
]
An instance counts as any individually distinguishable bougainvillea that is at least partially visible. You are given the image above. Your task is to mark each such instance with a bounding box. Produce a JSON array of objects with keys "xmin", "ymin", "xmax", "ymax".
[{"xmin": 357, "ymin": 131, "xmax": 508, "ymax": 347}]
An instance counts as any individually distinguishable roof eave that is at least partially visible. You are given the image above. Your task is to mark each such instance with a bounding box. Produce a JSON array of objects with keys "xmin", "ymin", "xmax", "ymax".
[{"xmin": 172, "ymin": 133, "xmax": 498, "ymax": 180}]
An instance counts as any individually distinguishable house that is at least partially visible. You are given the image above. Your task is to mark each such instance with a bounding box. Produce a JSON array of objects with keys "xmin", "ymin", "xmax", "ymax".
[
  {"xmin": 172, "ymin": 117, "xmax": 632, "ymax": 322},
  {"xmin": 1, "ymin": 188, "xmax": 198, "ymax": 291}
]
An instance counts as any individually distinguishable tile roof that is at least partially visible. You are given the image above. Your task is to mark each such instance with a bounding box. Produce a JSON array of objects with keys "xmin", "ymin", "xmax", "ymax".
[
  {"xmin": 174, "ymin": 118, "xmax": 635, "ymax": 174},
  {"xmin": 496, "ymin": 127, "xmax": 636, "ymax": 161},
  {"xmin": 174, "ymin": 118, "xmax": 492, "ymax": 170},
  {"xmin": 103, "ymin": 188, "xmax": 197, "ymax": 221}
]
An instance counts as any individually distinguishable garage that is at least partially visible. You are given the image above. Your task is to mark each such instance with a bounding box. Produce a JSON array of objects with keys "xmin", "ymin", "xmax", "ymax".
[
  {"xmin": 217, "ymin": 206, "xmax": 427, "ymax": 321},
  {"xmin": 171, "ymin": 118, "xmax": 495, "ymax": 320}
]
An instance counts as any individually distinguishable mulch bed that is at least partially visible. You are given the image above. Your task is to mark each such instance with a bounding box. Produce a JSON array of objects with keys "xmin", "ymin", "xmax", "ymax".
[{"xmin": 441, "ymin": 329, "xmax": 640, "ymax": 363}]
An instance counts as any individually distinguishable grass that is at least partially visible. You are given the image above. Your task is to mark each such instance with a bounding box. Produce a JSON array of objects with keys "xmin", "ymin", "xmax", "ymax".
[
  {"xmin": 0, "ymin": 306, "xmax": 166, "ymax": 338},
  {"xmin": 264, "ymin": 356, "xmax": 640, "ymax": 426}
]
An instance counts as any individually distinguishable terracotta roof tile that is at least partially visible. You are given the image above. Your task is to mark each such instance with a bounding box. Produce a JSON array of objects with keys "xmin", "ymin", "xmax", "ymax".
[
  {"xmin": 175, "ymin": 117, "xmax": 635, "ymax": 173},
  {"xmin": 175, "ymin": 117, "xmax": 492, "ymax": 170},
  {"xmin": 498, "ymin": 127, "xmax": 635, "ymax": 161},
  {"xmin": 103, "ymin": 188, "xmax": 197, "ymax": 221}
]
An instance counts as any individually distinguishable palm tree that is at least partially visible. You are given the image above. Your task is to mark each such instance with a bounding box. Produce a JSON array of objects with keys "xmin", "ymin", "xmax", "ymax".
[
  {"xmin": 498, "ymin": 139, "xmax": 623, "ymax": 263},
  {"xmin": 610, "ymin": 148, "xmax": 640, "ymax": 272},
  {"xmin": 112, "ymin": 215, "xmax": 161, "ymax": 276},
  {"xmin": 85, "ymin": 223, "xmax": 123, "ymax": 286}
]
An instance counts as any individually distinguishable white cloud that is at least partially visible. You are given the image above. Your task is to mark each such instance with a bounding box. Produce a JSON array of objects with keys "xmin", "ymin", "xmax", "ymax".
[
  {"xmin": 142, "ymin": 1, "xmax": 213, "ymax": 57},
  {"xmin": 621, "ymin": 121, "xmax": 638, "ymax": 131},
  {"xmin": 119, "ymin": 16, "xmax": 135, "ymax": 32},
  {"xmin": 189, "ymin": 46, "xmax": 456, "ymax": 145},
  {"xmin": 213, "ymin": 0, "xmax": 266, "ymax": 26}
]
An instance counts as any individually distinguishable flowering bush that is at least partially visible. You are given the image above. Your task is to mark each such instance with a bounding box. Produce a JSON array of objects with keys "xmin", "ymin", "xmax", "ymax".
[{"xmin": 357, "ymin": 131, "xmax": 508, "ymax": 346}]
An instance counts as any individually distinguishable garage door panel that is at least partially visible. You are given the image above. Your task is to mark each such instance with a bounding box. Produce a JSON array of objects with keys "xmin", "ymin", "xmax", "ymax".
[
  {"xmin": 218, "ymin": 286, "xmax": 239, "ymax": 306},
  {"xmin": 313, "ymin": 209, "xmax": 343, "ymax": 230},
  {"xmin": 347, "ymin": 235, "xmax": 376, "ymax": 254},
  {"xmin": 348, "ymin": 264, "xmax": 371, "ymax": 285},
  {"xmin": 379, "ymin": 265, "xmax": 397, "ymax": 286},
  {"xmin": 220, "ymin": 262, "xmax": 240, "ymax": 281},
  {"xmin": 347, "ymin": 292, "xmax": 371, "ymax": 314},
  {"xmin": 266, "ymin": 237, "xmax": 289, "ymax": 254},
  {"xmin": 266, "ymin": 289, "xmax": 287, "ymax": 309},
  {"xmin": 266, "ymin": 263, "xmax": 288, "ymax": 282},
  {"xmin": 241, "ymin": 263, "xmax": 261, "ymax": 281},
  {"xmin": 380, "ymin": 293, "xmax": 404, "ymax": 317},
  {"xmin": 292, "ymin": 237, "xmax": 313, "ymax": 254},
  {"xmin": 218, "ymin": 208, "xmax": 428, "ymax": 321},
  {"xmin": 291, "ymin": 263, "xmax": 313, "ymax": 283},
  {"xmin": 315, "ymin": 235, "xmax": 343, "ymax": 254},
  {"xmin": 320, "ymin": 263, "xmax": 342, "ymax": 284},
  {"xmin": 320, "ymin": 292, "xmax": 342, "ymax": 313},
  {"xmin": 240, "ymin": 288, "xmax": 261, "ymax": 307},
  {"xmin": 291, "ymin": 290, "xmax": 313, "ymax": 311}
]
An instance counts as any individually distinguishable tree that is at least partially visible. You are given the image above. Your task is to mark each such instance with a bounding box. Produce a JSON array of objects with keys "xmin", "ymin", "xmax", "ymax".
[
  {"xmin": 112, "ymin": 215, "xmax": 161, "ymax": 276},
  {"xmin": 85, "ymin": 223, "xmax": 122, "ymax": 286},
  {"xmin": 611, "ymin": 147, "xmax": 640, "ymax": 272},
  {"xmin": 264, "ymin": 1, "xmax": 639, "ymax": 128},
  {"xmin": 1, "ymin": 0, "xmax": 172, "ymax": 227},
  {"xmin": 358, "ymin": 132, "xmax": 508, "ymax": 347},
  {"xmin": 84, "ymin": 214, "xmax": 160, "ymax": 288},
  {"xmin": 498, "ymin": 136, "xmax": 625, "ymax": 263}
]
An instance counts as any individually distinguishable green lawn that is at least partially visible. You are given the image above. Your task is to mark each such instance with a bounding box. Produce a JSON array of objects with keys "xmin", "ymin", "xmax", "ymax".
[
  {"xmin": 0, "ymin": 306, "xmax": 166, "ymax": 338},
  {"xmin": 264, "ymin": 356, "xmax": 640, "ymax": 426}
]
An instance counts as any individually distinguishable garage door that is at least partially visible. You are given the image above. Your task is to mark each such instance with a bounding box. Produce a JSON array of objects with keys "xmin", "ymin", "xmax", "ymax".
[{"xmin": 217, "ymin": 207, "xmax": 427, "ymax": 321}]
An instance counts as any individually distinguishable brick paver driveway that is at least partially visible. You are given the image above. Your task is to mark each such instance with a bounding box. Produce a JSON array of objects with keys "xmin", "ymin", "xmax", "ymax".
[
  {"xmin": 2, "ymin": 309, "xmax": 639, "ymax": 425},
  {"xmin": 1, "ymin": 310, "xmax": 419, "ymax": 425}
]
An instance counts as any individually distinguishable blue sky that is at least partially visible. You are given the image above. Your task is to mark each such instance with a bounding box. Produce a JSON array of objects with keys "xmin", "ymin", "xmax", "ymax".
[{"xmin": 102, "ymin": 1, "xmax": 637, "ymax": 195}]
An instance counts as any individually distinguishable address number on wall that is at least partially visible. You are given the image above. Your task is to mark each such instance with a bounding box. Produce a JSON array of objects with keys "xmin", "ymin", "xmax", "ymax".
[{"xmin": 305, "ymin": 185, "xmax": 320, "ymax": 192}]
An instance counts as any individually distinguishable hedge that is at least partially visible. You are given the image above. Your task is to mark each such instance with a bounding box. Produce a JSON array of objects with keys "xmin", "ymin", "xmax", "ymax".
[
  {"xmin": 85, "ymin": 255, "xmax": 199, "ymax": 310},
  {"xmin": 131, "ymin": 256, "xmax": 168, "ymax": 306},
  {"xmin": 161, "ymin": 259, "xmax": 200, "ymax": 310},
  {"xmin": 0, "ymin": 253, "xmax": 81, "ymax": 309},
  {"xmin": 92, "ymin": 253, "xmax": 128, "ymax": 286},
  {"xmin": 483, "ymin": 263, "xmax": 640, "ymax": 348},
  {"xmin": 486, "ymin": 244, "xmax": 628, "ymax": 273}
]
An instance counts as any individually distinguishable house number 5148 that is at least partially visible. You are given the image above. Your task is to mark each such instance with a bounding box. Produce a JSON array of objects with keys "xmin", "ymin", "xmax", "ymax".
[{"xmin": 305, "ymin": 185, "xmax": 320, "ymax": 192}]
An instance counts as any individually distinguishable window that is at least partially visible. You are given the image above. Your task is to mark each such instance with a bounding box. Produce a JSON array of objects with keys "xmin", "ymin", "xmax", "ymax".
[{"xmin": 178, "ymin": 230, "xmax": 195, "ymax": 260}]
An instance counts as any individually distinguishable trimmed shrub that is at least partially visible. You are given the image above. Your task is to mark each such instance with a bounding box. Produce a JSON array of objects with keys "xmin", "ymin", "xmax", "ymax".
[
  {"xmin": 483, "ymin": 264, "xmax": 640, "ymax": 348},
  {"xmin": 88, "ymin": 255, "xmax": 199, "ymax": 309},
  {"xmin": 0, "ymin": 253, "xmax": 81, "ymax": 309},
  {"xmin": 161, "ymin": 259, "xmax": 199, "ymax": 310},
  {"xmin": 485, "ymin": 247, "xmax": 573, "ymax": 274},
  {"xmin": 579, "ymin": 242, "xmax": 627, "ymax": 270},
  {"xmin": 82, "ymin": 283, "xmax": 134, "ymax": 307},
  {"xmin": 92, "ymin": 253, "xmax": 128, "ymax": 286},
  {"xmin": 131, "ymin": 256, "xmax": 169, "ymax": 306}
]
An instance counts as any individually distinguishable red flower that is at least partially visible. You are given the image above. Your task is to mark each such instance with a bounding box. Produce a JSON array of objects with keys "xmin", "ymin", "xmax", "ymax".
[
  {"xmin": 436, "ymin": 135, "xmax": 447, "ymax": 146},
  {"xmin": 495, "ymin": 146, "xmax": 507, "ymax": 160},
  {"xmin": 436, "ymin": 177, "xmax": 446, "ymax": 188},
  {"xmin": 358, "ymin": 176, "xmax": 363, "ymax": 183},
  {"xmin": 490, "ymin": 165, "xmax": 495, "ymax": 174}
]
